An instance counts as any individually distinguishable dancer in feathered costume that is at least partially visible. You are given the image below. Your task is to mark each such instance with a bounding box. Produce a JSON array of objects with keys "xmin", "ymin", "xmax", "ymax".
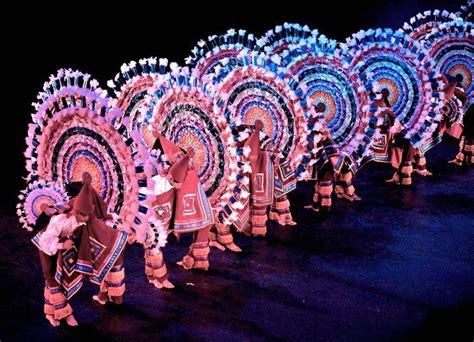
[
  {"xmin": 143, "ymin": 67, "xmax": 243, "ymax": 253},
  {"xmin": 401, "ymin": 13, "xmax": 470, "ymax": 175},
  {"xmin": 275, "ymin": 35, "xmax": 373, "ymax": 205},
  {"xmin": 239, "ymin": 120, "xmax": 274, "ymax": 236},
  {"xmin": 343, "ymin": 29, "xmax": 444, "ymax": 183},
  {"xmin": 413, "ymin": 76, "xmax": 466, "ymax": 175},
  {"xmin": 57, "ymin": 172, "xmax": 131, "ymax": 303},
  {"xmin": 139, "ymin": 131, "xmax": 183, "ymax": 287},
  {"xmin": 170, "ymin": 148, "xmax": 215, "ymax": 270},
  {"xmin": 304, "ymin": 105, "xmax": 343, "ymax": 212},
  {"xmin": 147, "ymin": 130, "xmax": 215, "ymax": 270},
  {"xmin": 31, "ymin": 175, "xmax": 128, "ymax": 326},
  {"xmin": 375, "ymin": 91, "xmax": 416, "ymax": 185},
  {"xmin": 207, "ymin": 50, "xmax": 311, "ymax": 234},
  {"xmin": 21, "ymin": 69, "xmax": 141, "ymax": 314},
  {"xmin": 235, "ymin": 123, "xmax": 297, "ymax": 228},
  {"xmin": 419, "ymin": 20, "xmax": 474, "ymax": 168},
  {"xmin": 32, "ymin": 204, "xmax": 85, "ymax": 327}
]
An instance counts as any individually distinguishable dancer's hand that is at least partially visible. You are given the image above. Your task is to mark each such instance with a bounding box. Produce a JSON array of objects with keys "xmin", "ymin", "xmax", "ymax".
[{"xmin": 63, "ymin": 240, "xmax": 74, "ymax": 250}]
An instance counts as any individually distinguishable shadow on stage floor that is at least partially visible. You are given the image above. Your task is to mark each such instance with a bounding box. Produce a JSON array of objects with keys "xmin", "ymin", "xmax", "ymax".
[{"xmin": 1, "ymin": 140, "xmax": 473, "ymax": 341}]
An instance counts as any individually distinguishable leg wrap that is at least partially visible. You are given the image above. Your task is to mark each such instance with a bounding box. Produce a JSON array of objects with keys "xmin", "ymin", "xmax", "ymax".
[
  {"xmin": 44, "ymin": 285, "xmax": 73, "ymax": 320},
  {"xmin": 269, "ymin": 199, "xmax": 279, "ymax": 221},
  {"xmin": 319, "ymin": 180, "xmax": 333, "ymax": 208},
  {"xmin": 414, "ymin": 149, "xmax": 427, "ymax": 171},
  {"xmin": 275, "ymin": 195, "xmax": 293, "ymax": 223},
  {"xmin": 250, "ymin": 205, "xmax": 268, "ymax": 236},
  {"xmin": 214, "ymin": 222, "xmax": 234, "ymax": 246},
  {"xmin": 463, "ymin": 138, "xmax": 474, "ymax": 165},
  {"xmin": 191, "ymin": 241, "xmax": 210, "ymax": 270},
  {"xmin": 311, "ymin": 181, "xmax": 321, "ymax": 208},
  {"xmin": 184, "ymin": 229, "xmax": 210, "ymax": 270},
  {"xmin": 145, "ymin": 249, "xmax": 168, "ymax": 283},
  {"xmin": 338, "ymin": 172, "xmax": 355, "ymax": 196},
  {"xmin": 455, "ymin": 138, "xmax": 466, "ymax": 164},
  {"xmin": 101, "ymin": 264, "xmax": 125, "ymax": 301},
  {"xmin": 399, "ymin": 162, "xmax": 413, "ymax": 186}
]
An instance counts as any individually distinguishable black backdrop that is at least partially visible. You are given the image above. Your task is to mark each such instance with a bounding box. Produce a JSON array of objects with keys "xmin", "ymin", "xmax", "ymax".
[{"xmin": 2, "ymin": 0, "xmax": 466, "ymax": 214}]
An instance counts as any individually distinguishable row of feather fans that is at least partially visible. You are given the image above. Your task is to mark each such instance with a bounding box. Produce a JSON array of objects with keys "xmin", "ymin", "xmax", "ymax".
[{"xmin": 17, "ymin": 5, "xmax": 473, "ymax": 246}]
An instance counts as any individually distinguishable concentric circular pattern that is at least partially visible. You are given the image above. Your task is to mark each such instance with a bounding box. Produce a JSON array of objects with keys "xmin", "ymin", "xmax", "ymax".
[
  {"xmin": 423, "ymin": 21, "xmax": 473, "ymax": 100},
  {"xmin": 309, "ymin": 91, "xmax": 337, "ymax": 123},
  {"xmin": 24, "ymin": 75, "xmax": 140, "ymax": 228},
  {"xmin": 38, "ymin": 112, "xmax": 137, "ymax": 215},
  {"xmin": 420, "ymin": 93, "xmax": 465, "ymax": 153},
  {"xmin": 289, "ymin": 56, "xmax": 365, "ymax": 148},
  {"xmin": 17, "ymin": 180, "xmax": 69, "ymax": 231},
  {"xmin": 429, "ymin": 40, "xmax": 473, "ymax": 98},
  {"xmin": 115, "ymin": 77, "xmax": 154, "ymax": 121},
  {"xmin": 68, "ymin": 151, "xmax": 107, "ymax": 197},
  {"xmin": 446, "ymin": 63, "xmax": 472, "ymax": 92},
  {"xmin": 276, "ymin": 40, "xmax": 379, "ymax": 171},
  {"xmin": 110, "ymin": 60, "xmax": 166, "ymax": 152},
  {"xmin": 344, "ymin": 29, "xmax": 444, "ymax": 149},
  {"xmin": 357, "ymin": 53, "xmax": 419, "ymax": 127},
  {"xmin": 163, "ymin": 107, "xmax": 226, "ymax": 198},
  {"xmin": 243, "ymin": 106, "xmax": 276, "ymax": 138},
  {"xmin": 147, "ymin": 82, "xmax": 237, "ymax": 205},
  {"xmin": 213, "ymin": 66, "xmax": 307, "ymax": 161}
]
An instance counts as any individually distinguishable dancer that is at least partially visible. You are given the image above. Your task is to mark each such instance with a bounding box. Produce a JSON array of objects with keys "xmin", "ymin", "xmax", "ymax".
[
  {"xmin": 33, "ymin": 203, "xmax": 81, "ymax": 327},
  {"xmin": 168, "ymin": 148, "xmax": 214, "ymax": 271},
  {"xmin": 376, "ymin": 90, "xmax": 415, "ymax": 185},
  {"xmin": 304, "ymin": 123, "xmax": 341, "ymax": 212},
  {"xmin": 304, "ymin": 103, "xmax": 345, "ymax": 212},
  {"xmin": 141, "ymin": 155, "xmax": 175, "ymax": 289},
  {"xmin": 153, "ymin": 130, "xmax": 241, "ymax": 253},
  {"xmin": 75, "ymin": 175, "xmax": 129, "ymax": 306},
  {"xmin": 241, "ymin": 120, "xmax": 274, "ymax": 236},
  {"xmin": 414, "ymin": 77, "xmax": 465, "ymax": 175},
  {"xmin": 32, "ymin": 177, "xmax": 128, "ymax": 326},
  {"xmin": 59, "ymin": 172, "xmax": 129, "ymax": 305}
]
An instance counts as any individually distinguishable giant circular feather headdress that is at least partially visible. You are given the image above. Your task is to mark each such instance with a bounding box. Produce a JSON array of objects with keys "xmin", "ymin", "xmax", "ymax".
[
  {"xmin": 23, "ymin": 68, "xmax": 142, "ymax": 231},
  {"xmin": 342, "ymin": 28, "xmax": 445, "ymax": 150}
]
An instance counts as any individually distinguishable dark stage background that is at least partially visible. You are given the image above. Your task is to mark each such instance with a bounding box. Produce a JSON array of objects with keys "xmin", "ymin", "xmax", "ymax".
[{"xmin": 2, "ymin": 0, "xmax": 467, "ymax": 214}]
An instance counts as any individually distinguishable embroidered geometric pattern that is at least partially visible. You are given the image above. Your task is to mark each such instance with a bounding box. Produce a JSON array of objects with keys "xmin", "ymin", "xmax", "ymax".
[
  {"xmin": 62, "ymin": 247, "xmax": 78, "ymax": 275},
  {"xmin": 89, "ymin": 237, "xmax": 106, "ymax": 262}
]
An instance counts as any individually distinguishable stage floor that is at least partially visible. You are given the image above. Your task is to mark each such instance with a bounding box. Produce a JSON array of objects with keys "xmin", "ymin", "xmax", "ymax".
[{"xmin": 1, "ymin": 140, "xmax": 473, "ymax": 341}]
